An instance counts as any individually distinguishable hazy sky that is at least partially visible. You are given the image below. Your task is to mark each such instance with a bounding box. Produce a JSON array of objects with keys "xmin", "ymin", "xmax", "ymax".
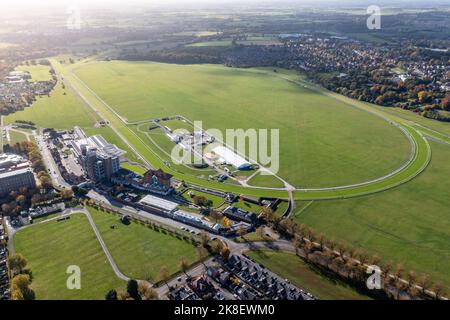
[{"xmin": 0, "ymin": 0, "xmax": 446, "ymax": 10}]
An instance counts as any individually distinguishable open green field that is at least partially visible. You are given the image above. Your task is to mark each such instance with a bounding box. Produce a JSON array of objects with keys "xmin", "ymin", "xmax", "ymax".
[
  {"xmin": 121, "ymin": 162, "xmax": 147, "ymax": 175},
  {"xmin": 248, "ymin": 250, "xmax": 370, "ymax": 300},
  {"xmin": 187, "ymin": 40, "xmax": 233, "ymax": 47},
  {"xmin": 248, "ymin": 172, "xmax": 285, "ymax": 188},
  {"xmin": 13, "ymin": 213, "xmax": 124, "ymax": 300},
  {"xmin": 182, "ymin": 189, "xmax": 225, "ymax": 208},
  {"xmin": 295, "ymin": 140, "xmax": 450, "ymax": 289},
  {"xmin": 71, "ymin": 60, "xmax": 410, "ymax": 189},
  {"xmin": 4, "ymin": 82, "xmax": 97, "ymax": 129},
  {"xmin": 88, "ymin": 207, "xmax": 198, "ymax": 282},
  {"xmin": 15, "ymin": 64, "xmax": 53, "ymax": 82},
  {"xmin": 8, "ymin": 130, "xmax": 28, "ymax": 144}
]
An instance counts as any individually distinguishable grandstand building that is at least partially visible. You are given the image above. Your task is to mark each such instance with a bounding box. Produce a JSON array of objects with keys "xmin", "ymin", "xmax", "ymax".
[{"xmin": 71, "ymin": 127, "xmax": 125, "ymax": 182}]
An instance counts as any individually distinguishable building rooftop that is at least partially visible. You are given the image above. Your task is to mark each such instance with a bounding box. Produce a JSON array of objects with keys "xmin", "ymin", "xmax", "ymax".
[
  {"xmin": 71, "ymin": 127, "xmax": 125, "ymax": 159},
  {"xmin": 0, "ymin": 153, "xmax": 27, "ymax": 170},
  {"xmin": 212, "ymin": 146, "xmax": 252, "ymax": 170},
  {"xmin": 139, "ymin": 194, "xmax": 179, "ymax": 212},
  {"xmin": 0, "ymin": 167, "xmax": 33, "ymax": 179}
]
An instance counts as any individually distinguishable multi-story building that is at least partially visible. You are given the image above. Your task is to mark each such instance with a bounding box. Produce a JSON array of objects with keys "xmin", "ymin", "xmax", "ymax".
[
  {"xmin": 71, "ymin": 127, "xmax": 124, "ymax": 182},
  {"xmin": 0, "ymin": 153, "xmax": 36, "ymax": 196}
]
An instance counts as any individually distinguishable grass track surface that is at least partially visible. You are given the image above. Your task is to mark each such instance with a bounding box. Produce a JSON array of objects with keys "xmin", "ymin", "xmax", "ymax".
[
  {"xmin": 296, "ymin": 140, "xmax": 450, "ymax": 290},
  {"xmin": 70, "ymin": 60, "xmax": 410, "ymax": 189},
  {"xmin": 51, "ymin": 60, "xmax": 431, "ymax": 201}
]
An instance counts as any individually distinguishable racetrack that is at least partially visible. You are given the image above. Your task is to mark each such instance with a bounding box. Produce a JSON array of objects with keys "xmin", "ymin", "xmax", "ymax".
[{"xmin": 53, "ymin": 59, "xmax": 431, "ymax": 201}]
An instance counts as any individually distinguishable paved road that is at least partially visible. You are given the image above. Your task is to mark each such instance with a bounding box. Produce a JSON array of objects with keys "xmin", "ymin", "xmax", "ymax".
[
  {"xmin": 81, "ymin": 209, "xmax": 130, "ymax": 281},
  {"xmin": 35, "ymin": 132, "xmax": 71, "ymax": 189}
]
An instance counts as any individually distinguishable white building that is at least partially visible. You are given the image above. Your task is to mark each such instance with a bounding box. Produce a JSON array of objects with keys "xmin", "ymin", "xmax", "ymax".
[
  {"xmin": 139, "ymin": 194, "xmax": 179, "ymax": 213},
  {"xmin": 212, "ymin": 146, "xmax": 253, "ymax": 170}
]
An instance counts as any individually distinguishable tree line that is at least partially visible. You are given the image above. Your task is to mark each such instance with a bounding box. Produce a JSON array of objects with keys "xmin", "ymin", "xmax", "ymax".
[{"xmin": 261, "ymin": 208, "xmax": 448, "ymax": 300}]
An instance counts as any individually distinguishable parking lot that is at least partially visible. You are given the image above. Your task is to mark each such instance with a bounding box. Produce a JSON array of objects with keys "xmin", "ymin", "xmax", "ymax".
[{"xmin": 0, "ymin": 218, "xmax": 10, "ymax": 300}]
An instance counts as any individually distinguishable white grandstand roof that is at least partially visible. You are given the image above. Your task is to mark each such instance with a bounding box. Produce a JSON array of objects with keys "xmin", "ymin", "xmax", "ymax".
[
  {"xmin": 71, "ymin": 127, "xmax": 125, "ymax": 159},
  {"xmin": 212, "ymin": 146, "xmax": 251, "ymax": 169},
  {"xmin": 139, "ymin": 194, "xmax": 178, "ymax": 212}
]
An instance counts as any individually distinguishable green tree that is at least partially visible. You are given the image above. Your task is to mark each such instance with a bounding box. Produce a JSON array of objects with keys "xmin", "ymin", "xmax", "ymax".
[
  {"xmin": 9, "ymin": 253, "xmax": 28, "ymax": 276},
  {"xmin": 105, "ymin": 289, "xmax": 118, "ymax": 300},
  {"xmin": 126, "ymin": 279, "xmax": 140, "ymax": 300}
]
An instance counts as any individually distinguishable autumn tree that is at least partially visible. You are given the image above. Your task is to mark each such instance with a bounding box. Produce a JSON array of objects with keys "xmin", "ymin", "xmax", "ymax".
[
  {"xmin": 220, "ymin": 246, "xmax": 231, "ymax": 261},
  {"xmin": 179, "ymin": 256, "xmax": 190, "ymax": 276},
  {"xmin": 441, "ymin": 95, "xmax": 450, "ymax": 111},
  {"xmin": 11, "ymin": 274, "xmax": 35, "ymax": 300},
  {"xmin": 60, "ymin": 188, "xmax": 74, "ymax": 200},
  {"xmin": 159, "ymin": 266, "xmax": 170, "ymax": 290},
  {"xmin": 209, "ymin": 210, "xmax": 223, "ymax": 223},
  {"xmin": 139, "ymin": 283, "xmax": 159, "ymax": 300},
  {"xmin": 9, "ymin": 253, "xmax": 28, "ymax": 276}
]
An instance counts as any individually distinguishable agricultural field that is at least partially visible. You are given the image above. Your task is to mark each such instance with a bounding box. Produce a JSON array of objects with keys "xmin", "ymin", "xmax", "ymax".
[
  {"xmin": 88, "ymin": 207, "xmax": 199, "ymax": 282},
  {"xmin": 248, "ymin": 250, "xmax": 370, "ymax": 300},
  {"xmin": 71, "ymin": 60, "xmax": 411, "ymax": 189},
  {"xmin": 13, "ymin": 213, "xmax": 124, "ymax": 300},
  {"xmin": 294, "ymin": 140, "xmax": 450, "ymax": 289}
]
